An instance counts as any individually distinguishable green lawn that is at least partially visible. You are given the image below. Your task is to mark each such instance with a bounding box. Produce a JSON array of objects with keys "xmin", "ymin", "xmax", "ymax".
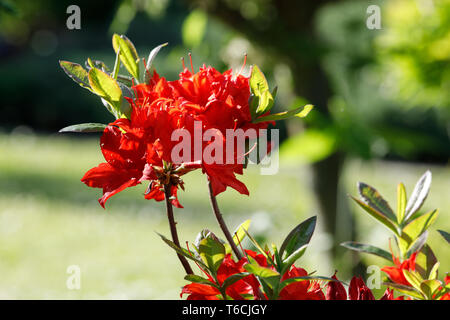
[{"xmin": 0, "ymin": 132, "xmax": 448, "ymax": 299}]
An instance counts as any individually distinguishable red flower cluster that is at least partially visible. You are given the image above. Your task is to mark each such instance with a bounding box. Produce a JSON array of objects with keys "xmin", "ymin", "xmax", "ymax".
[
  {"xmin": 82, "ymin": 66, "xmax": 270, "ymax": 207},
  {"xmin": 382, "ymin": 251, "xmax": 418, "ymax": 287},
  {"xmin": 181, "ymin": 250, "xmax": 401, "ymax": 300}
]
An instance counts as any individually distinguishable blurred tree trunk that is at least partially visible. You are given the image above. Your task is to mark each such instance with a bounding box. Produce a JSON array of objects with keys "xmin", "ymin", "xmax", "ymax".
[{"xmin": 185, "ymin": 0, "xmax": 350, "ymax": 258}]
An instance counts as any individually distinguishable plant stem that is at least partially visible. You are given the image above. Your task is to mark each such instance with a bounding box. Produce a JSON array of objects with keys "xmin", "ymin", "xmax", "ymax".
[
  {"xmin": 163, "ymin": 183, "xmax": 193, "ymax": 275},
  {"xmin": 207, "ymin": 180, "xmax": 243, "ymax": 260}
]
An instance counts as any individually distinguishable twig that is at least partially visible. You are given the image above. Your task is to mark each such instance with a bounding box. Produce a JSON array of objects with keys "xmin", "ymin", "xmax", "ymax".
[
  {"xmin": 164, "ymin": 183, "xmax": 193, "ymax": 275},
  {"xmin": 207, "ymin": 180, "xmax": 243, "ymax": 260}
]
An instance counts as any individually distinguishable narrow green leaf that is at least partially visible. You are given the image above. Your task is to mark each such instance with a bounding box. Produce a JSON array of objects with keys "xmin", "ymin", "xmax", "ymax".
[
  {"xmin": 428, "ymin": 262, "xmax": 439, "ymax": 280},
  {"xmin": 280, "ymin": 244, "xmax": 308, "ymax": 276},
  {"xmin": 399, "ymin": 209, "xmax": 438, "ymax": 253},
  {"xmin": 437, "ymin": 230, "xmax": 450, "ymax": 244},
  {"xmin": 88, "ymin": 67, "xmax": 123, "ymax": 117},
  {"xmin": 279, "ymin": 216, "xmax": 316, "ymax": 259},
  {"xmin": 250, "ymin": 65, "xmax": 273, "ymax": 117},
  {"xmin": 384, "ymin": 282, "xmax": 425, "ymax": 300},
  {"xmin": 244, "ymin": 256, "xmax": 280, "ymax": 289},
  {"xmin": 59, "ymin": 123, "xmax": 107, "ymax": 133},
  {"xmin": 421, "ymin": 279, "xmax": 442, "ymax": 299},
  {"xmin": 403, "ymin": 270, "xmax": 424, "ymax": 292},
  {"xmin": 253, "ymin": 104, "xmax": 313, "ymax": 124},
  {"xmin": 221, "ymin": 272, "xmax": 251, "ymax": 290},
  {"xmin": 145, "ymin": 43, "xmax": 168, "ymax": 83},
  {"xmin": 157, "ymin": 233, "xmax": 207, "ymax": 269},
  {"xmin": 358, "ymin": 182, "xmax": 397, "ymax": 222},
  {"xmin": 112, "ymin": 34, "xmax": 140, "ymax": 80},
  {"xmin": 405, "ymin": 171, "xmax": 432, "ymax": 221},
  {"xmin": 405, "ymin": 230, "xmax": 428, "ymax": 258},
  {"xmin": 351, "ymin": 196, "xmax": 399, "ymax": 235},
  {"xmin": 184, "ymin": 274, "xmax": 218, "ymax": 288},
  {"xmin": 340, "ymin": 241, "xmax": 392, "ymax": 261},
  {"xmin": 414, "ymin": 244, "xmax": 438, "ymax": 279},
  {"xmin": 397, "ymin": 183, "xmax": 407, "ymax": 224},
  {"xmin": 232, "ymin": 219, "xmax": 251, "ymax": 247},
  {"xmin": 198, "ymin": 237, "xmax": 226, "ymax": 273},
  {"xmin": 59, "ymin": 60, "xmax": 91, "ymax": 91}
]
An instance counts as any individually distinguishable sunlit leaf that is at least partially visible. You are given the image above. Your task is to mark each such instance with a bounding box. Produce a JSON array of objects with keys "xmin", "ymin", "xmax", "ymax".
[
  {"xmin": 59, "ymin": 60, "xmax": 91, "ymax": 91},
  {"xmin": 404, "ymin": 171, "xmax": 432, "ymax": 221},
  {"xmin": 198, "ymin": 237, "xmax": 226, "ymax": 273},
  {"xmin": 397, "ymin": 183, "xmax": 407, "ymax": 224},
  {"xmin": 350, "ymin": 196, "xmax": 399, "ymax": 235},
  {"xmin": 384, "ymin": 282, "xmax": 425, "ymax": 300},
  {"xmin": 253, "ymin": 104, "xmax": 313, "ymax": 123},
  {"xmin": 399, "ymin": 209, "xmax": 438, "ymax": 253},
  {"xmin": 358, "ymin": 182, "xmax": 397, "ymax": 222},
  {"xmin": 232, "ymin": 219, "xmax": 251, "ymax": 247},
  {"xmin": 88, "ymin": 67, "xmax": 123, "ymax": 117},
  {"xmin": 421, "ymin": 279, "xmax": 442, "ymax": 299},
  {"xmin": 112, "ymin": 34, "xmax": 140, "ymax": 80}
]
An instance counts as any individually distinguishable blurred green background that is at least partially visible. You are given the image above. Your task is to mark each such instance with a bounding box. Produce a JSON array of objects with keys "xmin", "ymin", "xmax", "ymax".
[{"xmin": 0, "ymin": 0, "xmax": 449, "ymax": 299}]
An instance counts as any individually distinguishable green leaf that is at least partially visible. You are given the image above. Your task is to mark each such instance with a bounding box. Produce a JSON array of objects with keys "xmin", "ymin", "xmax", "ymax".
[
  {"xmin": 428, "ymin": 262, "xmax": 439, "ymax": 280},
  {"xmin": 280, "ymin": 244, "xmax": 308, "ymax": 276},
  {"xmin": 157, "ymin": 233, "xmax": 207, "ymax": 269},
  {"xmin": 253, "ymin": 104, "xmax": 313, "ymax": 124},
  {"xmin": 244, "ymin": 256, "xmax": 280, "ymax": 290},
  {"xmin": 59, "ymin": 123, "xmax": 107, "ymax": 133},
  {"xmin": 221, "ymin": 272, "xmax": 251, "ymax": 290},
  {"xmin": 145, "ymin": 42, "xmax": 168, "ymax": 81},
  {"xmin": 405, "ymin": 230, "xmax": 428, "ymax": 258},
  {"xmin": 232, "ymin": 219, "xmax": 251, "ymax": 247},
  {"xmin": 279, "ymin": 216, "xmax": 316, "ymax": 259},
  {"xmin": 403, "ymin": 270, "xmax": 424, "ymax": 292},
  {"xmin": 414, "ymin": 244, "xmax": 438, "ymax": 279},
  {"xmin": 358, "ymin": 182, "xmax": 397, "ymax": 222},
  {"xmin": 88, "ymin": 67, "xmax": 123, "ymax": 117},
  {"xmin": 437, "ymin": 230, "xmax": 450, "ymax": 244},
  {"xmin": 340, "ymin": 241, "xmax": 392, "ymax": 261},
  {"xmin": 243, "ymin": 229, "xmax": 273, "ymax": 264},
  {"xmin": 85, "ymin": 59, "xmax": 110, "ymax": 73},
  {"xmin": 350, "ymin": 196, "xmax": 399, "ymax": 235},
  {"xmin": 250, "ymin": 65, "xmax": 273, "ymax": 117},
  {"xmin": 198, "ymin": 237, "xmax": 226, "ymax": 273},
  {"xmin": 399, "ymin": 209, "xmax": 438, "ymax": 253},
  {"xmin": 421, "ymin": 279, "xmax": 443, "ymax": 299},
  {"xmin": 184, "ymin": 274, "xmax": 218, "ymax": 288},
  {"xmin": 182, "ymin": 9, "xmax": 207, "ymax": 48},
  {"xmin": 112, "ymin": 34, "xmax": 140, "ymax": 80},
  {"xmin": 405, "ymin": 171, "xmax": 432, "ymax": 221},
  {"xmin": 397, "ymin": 183, "xmax": 407, "ymax": 224},
  {"xmin": 384, "ymin": 282, "xmax": 425, "ymax": 300},
  {"xmin": 59, "ymin": 60, "xmax": 91, "ymax": 91}
]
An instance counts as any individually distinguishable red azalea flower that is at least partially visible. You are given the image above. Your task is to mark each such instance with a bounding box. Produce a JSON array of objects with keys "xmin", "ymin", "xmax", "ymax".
[
  {"xmin": 279, "ymin": 266, "xmax": 325, "ymax": 300},
  {"xmin": 181, "ymin": 252, "xmax": 262, "ymax": 300},
  {"xmin": 348, "ymin": 276, "xmax": 375, "ymax": 300},
  {"xmin": 326, "ymin": 272, "xmax": 347, "ymax": 300},
  {"xmin": 381, "ymin": 252, "xmax": 418, "ymax": 287},
  {"xmin": 83, "ymin": 63, "xmax": 273, "ymax": 207}
]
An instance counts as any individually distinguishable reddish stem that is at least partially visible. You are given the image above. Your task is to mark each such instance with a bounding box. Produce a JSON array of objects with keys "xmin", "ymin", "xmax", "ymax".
[
  {"xmin": 163, "ymin": 183, "xmax": 193, "ymax": 275},
  {"xmin": 207, "ymin": 181, "xmax": 243, "ymax": 260}
]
